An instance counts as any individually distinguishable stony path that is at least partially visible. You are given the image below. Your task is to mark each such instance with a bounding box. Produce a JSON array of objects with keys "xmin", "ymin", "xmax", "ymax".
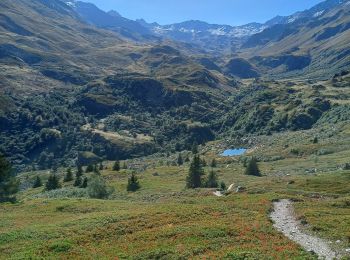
[
  {"xmin": 271, "ymin": 199, "xmax": 339, "ymax": 260},
  {"xmin": 213, "ymin": 191, "xmax": 223, "ymax": 197}
]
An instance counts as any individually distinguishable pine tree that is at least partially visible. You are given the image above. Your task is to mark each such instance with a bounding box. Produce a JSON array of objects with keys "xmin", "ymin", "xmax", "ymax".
[
  {"xmin": 122, "ymin": 162, "xmax": 128, "ymax": 169},
  {"xmin": 113, "ymin": 161, "xmax": 120, "ymax": 171},
  {"xmin": 93, "ymin": 164, "xmax": 100, "ymax": 175},
  {"xmin": 245, "ymin": 158, "xmax": 262, "ymax": 177},
  {"xmin": 191, "ymin": 142, "xmax": 199, "ymax": 154},
  {"xmin": 210, "ymin": 159, "xmax": 217, "ymax": 168},
  {"xmin": 45, "ymin": 174, "xmax": 61, "ymax": 191},
  {"xmin": 52, "ymin": 164, "xmax": 58, "ymax": 173},
  {"xmin": 177, "ymin": 154, "xmax": 183, "ymax": 166},
  {"xmin": 63, "ymin": 168, "xmax": 73, "ymax": 182},
  {"xmin": 186, "ymin": 155, "xmax": 204, "ymax": 189},
  {"xmin": 205, "ymin": 170, "xmax": 218, "ymax": 188},
  {"xmin": 81, "ymin": 177, "xmax": 88, "ymax": 188},
  {"xmin": 33, "ymin": 176, "xmax": 42, "ymax": 188},
  {"xmin": 77, "ymin": 165, "xmax": 83, "ymax": 176},
  {"xmin": 99, "ymin": 162, "xmax": 104, "ymax": 171},
  {"xmin": 0, "ymin": 155, "xmax": 19, "ymax": 202},
  {"xmin": 74, "ymin": 176, "xmax": 82, "ymax": 187},
  {"xmin": 201, "ymin": 159, "xmax": 207, "ymax": 167},
  {"xmin": 220, "ymin": 181, "xmax": 227, "ymax": 191},
  {"xmin": 127, "ymin": 173, "xmax": 140, "ymax": 192},
  {"xmin": 86, "ymin": 164, "xmax": 94, "ymax": 173},
  {"xmin": 76, "ymin": 169, "xmax": 83, "ymax": 180}
]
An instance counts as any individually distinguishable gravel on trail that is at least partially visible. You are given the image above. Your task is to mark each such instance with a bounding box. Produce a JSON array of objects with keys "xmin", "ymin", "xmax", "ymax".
[{"xmin": 271, "ymin": 199, "xmax": 340, "ymax": 260}]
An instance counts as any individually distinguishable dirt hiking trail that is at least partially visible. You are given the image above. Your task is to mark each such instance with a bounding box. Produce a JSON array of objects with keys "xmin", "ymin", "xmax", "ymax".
[{"xmin": 271, "ymin": 199, "xmax": 340, "ymax": 260}]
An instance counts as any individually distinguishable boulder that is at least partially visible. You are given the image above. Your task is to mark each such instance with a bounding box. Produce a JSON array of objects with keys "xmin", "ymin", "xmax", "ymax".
[
  {"xmin": 227, "ymin": 183, "xmax": 235, "ymax": 192},
  {"xmin": 236, "ymin": 186, "xmax": 246, "ymax": 193}
]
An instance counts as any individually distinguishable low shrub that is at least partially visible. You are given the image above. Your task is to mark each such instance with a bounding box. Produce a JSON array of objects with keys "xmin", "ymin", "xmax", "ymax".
[
  {"xmin": 31, "ymin": 188, "xmax": 88, "ymax": 199},
  {"xmin": 87, "ymin": 175, "xmax": 114, "ymax": 199}
]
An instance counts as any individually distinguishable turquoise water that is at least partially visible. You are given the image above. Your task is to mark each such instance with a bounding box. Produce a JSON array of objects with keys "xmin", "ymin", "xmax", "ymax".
[{"xmin": 221, "ymin": 148, "xmax": 247, "ymax": 156}]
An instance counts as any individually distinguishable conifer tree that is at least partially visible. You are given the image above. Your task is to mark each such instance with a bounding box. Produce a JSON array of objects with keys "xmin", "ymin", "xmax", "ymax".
[
  {"xmin": 220, "ymin": 181, "xmax": 227, "ymax": 191},
  {"xmin": 0, "ymin": 155, "xmax": 19, "ymax": 202},
  {"xmin": 123, "ymin": 162, "xmax": 128, "ymax": 169},
  {"xmin": 81, "ymin": 177, "xmax": 88, "ymax": 188},
  {"xmin": 205, "ymin": 170, "xmax": 219, "ymax": 188},
  {"xmin": 33, "ymin": 176, "xmax": 42, "ymax": 188},
  {"xmin": 177, "ymin": 154, "xmax": 183, "ymax": 166},
  {"xmin": 74, "ymin": 176, "xmax": 82, "ymax": 187},
  {"xmin": 245, "ymin": 158, "xmax": 262, "ymax": 177},
  {"xmin": 191, "ymin": 142, "xmax": 199, "ymax": 154},
  {"xmin": 127, "ymin": 173, "xmax": 140, "ymax": 192},
  {"xmin": 64, "ymin": 168, "xmax": 73, "ymax": 182},
  {"xmin": 86, "ymin": 164, "xmax": 94, "ymax": 173},
  {"xmin": 77, "ymin": 165, "xmax": 83, "ymax": 176},
  {"xmin": 76, "ymin": 169, "xmax": 83, "ymax": 179},
  {"xmin": 99, "ymin": 162, "xmax": 104, "ymax": 171},
  {"xmin": 210, "ymin": 159, "xmax": 217, "ymax": 168},
  {"xmin": 93, "ymin": 164, "xmax": 100, "ymax": 175},
  {"xmin": 113, "ymin": 161, "xmax": 120, "ymax": 171},
  {"xmin": 45, "ymin": 174, "xmax": 61, "ymax": 191},
  {"xmin": 186, "ymin": 155, "xmax": 204, "ymax": 188}
]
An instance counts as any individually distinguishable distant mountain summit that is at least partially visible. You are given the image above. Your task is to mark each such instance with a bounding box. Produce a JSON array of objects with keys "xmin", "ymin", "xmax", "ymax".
[
  {"xmin": 266, "ymin": 0, "xmax": 349, "ymax": 25},
  {"xmin": 62, "ymin": 0, "xmax": 153, "ymax": 40},
  {"xmin": 139, "ymin": 20, "xmax": 266, "ymax": 51},
  {"xmin": 62, "ymin": 0, "xmax": 348, "ymax": 53}
]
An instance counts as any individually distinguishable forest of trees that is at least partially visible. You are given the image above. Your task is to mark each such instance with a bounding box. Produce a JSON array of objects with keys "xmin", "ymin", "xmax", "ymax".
[{"xmin": 0, "ymin": 155, "xmax": 19, "ymax": 202}]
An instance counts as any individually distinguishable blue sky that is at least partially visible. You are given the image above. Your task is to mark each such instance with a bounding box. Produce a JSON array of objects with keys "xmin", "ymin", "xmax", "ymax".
[{"xmin": 81, "ymin": 0, "xmax": 325, "ymax": 25}]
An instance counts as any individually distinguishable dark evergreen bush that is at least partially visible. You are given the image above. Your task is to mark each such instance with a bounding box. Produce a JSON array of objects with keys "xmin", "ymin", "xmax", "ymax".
[
  {"xmin": 205, "ymin": 170, "xmax": 218, "ymax": 188},
  {"xmin": 0, "ymin": 155, "xmax": 19, "ymax": 202},
  {"xmin": 45, "ymin": 174, "xmax": 61, "ymax": 191},
  {"xmin": 127, "ymin": 173, "xmax": 140, "ymax": 192},
  {"xmin": 33, "ymin": 176, "xmax": 42, "ymax": 188},
  {"xmin": 186, "ymin": 155, "xmax": 204, "ymax": 188},
  {"xmin": 245, "ymin": 158, "xmax": 262, "ymax": 177},
  {"xmin": 112, "ymin": 161, "xmax": 120, "ymax": 171},
  {"xmin": 63, "ymin": 168, "xmax": 73, "ymax": 182}
]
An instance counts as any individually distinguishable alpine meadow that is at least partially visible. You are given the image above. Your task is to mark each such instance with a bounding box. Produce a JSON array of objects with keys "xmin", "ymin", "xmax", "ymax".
[{"xmin": 0, "ymin": 0, "xmax": 350, "ymax": 259}]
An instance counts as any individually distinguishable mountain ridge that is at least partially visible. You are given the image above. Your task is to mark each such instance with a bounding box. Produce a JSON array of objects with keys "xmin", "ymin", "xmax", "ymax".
[
  {"xmin": 0, "ymin": 0, "xmax": 349, "ymax": 171},
  {"xmin": 63, "ymin": 0, "xmax": 349, "ymax": 52}
]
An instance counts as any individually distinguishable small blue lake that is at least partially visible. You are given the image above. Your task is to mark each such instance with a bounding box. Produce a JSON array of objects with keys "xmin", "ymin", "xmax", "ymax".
[{"xmin": 221, "ymin": 148, "xmax": 247, "ymax": 157}]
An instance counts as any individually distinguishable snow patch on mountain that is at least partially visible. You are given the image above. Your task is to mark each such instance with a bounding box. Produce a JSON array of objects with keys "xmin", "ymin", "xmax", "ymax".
[
  {"xmin": 65, "ymin": 1, "xmax": 76, "ymax": 8},
  {"xmin": 313, "ymin": 10, "xmax": 325, "ymax": 17},
  {"xmin": 179, "ymin": 28, "xmax": 196, "ymax": 33},
  {"xmin": 208, "ymin": 27, "xmax": 228, "ymax": 36},
  {"xmin": 149, "ymin": 22, "xmax": 266, "ymax": 39}
]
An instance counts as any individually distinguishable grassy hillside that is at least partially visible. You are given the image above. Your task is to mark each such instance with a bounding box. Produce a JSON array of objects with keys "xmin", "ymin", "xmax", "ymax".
[
  {"xmin": 0, "ymin": 0, "xmax": 350, "ymax": 259},
  {"xmin": 1, "ymin": 0, "xmax": 349, "ymax": 172},
  {"xmin": 0, "ymin": 0, "xmax": 235, "ymax": 171},
  {"xmin": 239, "ymin": 1, "xmax": 350, "ymax": 79},
  {"xmin": 1, "ymin": 121, "xmax": 350, "ymax": 259}
]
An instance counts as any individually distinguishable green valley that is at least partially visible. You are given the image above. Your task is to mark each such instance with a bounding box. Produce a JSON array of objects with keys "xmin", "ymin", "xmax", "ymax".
[{"xmin": 0, "ymin": 0, "xmax": 349, "ymax": 259}]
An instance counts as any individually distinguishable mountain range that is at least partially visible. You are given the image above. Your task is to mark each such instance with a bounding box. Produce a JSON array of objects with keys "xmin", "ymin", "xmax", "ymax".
[
  {"xmin": 64, "ymin": 0, "xmax": 349, "ymax": 52},
  {"xmin": 1, "ymin": 1, "xmax": 350, "ymax": 259},
  {"xmin": 0, "ymin": 0, "xmax": 349, "ymax": 171},
  {"xmin": 64, "ymin": 0, "xmax": 350, "ymax": 78}
]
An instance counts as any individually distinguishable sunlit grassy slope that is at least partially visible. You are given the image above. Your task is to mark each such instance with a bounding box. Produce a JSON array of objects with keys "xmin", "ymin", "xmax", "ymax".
[{"xmin": 1, "ymin": 123, "xmax": 350, "ymax": 259}]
